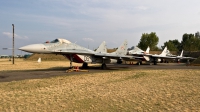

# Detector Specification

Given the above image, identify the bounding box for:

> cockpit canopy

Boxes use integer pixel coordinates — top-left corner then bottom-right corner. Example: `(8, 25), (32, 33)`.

(46, 38), (71, 44)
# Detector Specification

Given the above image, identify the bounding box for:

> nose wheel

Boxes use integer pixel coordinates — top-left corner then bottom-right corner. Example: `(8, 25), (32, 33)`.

(69, 54), (73, 68)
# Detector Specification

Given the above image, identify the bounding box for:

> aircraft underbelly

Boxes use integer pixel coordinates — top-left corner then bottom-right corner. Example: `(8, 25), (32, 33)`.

(77, 55), (115, 64)
(64, 54), (84, 63)
(77, 55), (93, 63)
(64, 54), (120, 64)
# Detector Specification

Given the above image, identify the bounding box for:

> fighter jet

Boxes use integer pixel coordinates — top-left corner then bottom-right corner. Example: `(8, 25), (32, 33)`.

(128, 46), (150, 55)
(128, 46), (170, 65)
(129, 46), (196, 65)
(19, 38), (134, 69)
(165, 50), (197, 62)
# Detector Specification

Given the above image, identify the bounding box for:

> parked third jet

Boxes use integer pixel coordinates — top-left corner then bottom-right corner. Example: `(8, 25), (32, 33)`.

(128, 46), (196, 65)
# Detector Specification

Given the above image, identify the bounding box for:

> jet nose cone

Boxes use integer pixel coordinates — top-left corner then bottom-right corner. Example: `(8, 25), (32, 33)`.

(19, 44), (47, 53)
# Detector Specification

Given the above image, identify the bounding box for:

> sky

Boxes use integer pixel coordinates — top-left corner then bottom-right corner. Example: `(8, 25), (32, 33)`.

(0, 0), (200, 55)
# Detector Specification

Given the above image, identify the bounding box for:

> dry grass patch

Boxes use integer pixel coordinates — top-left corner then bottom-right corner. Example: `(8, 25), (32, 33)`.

(0, 69), (200, 111)
(0, 59), (85, 71)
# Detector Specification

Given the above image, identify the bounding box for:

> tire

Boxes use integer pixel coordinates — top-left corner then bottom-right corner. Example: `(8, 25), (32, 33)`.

(82, 62), (88, 69)
(101, 63), (107, 69)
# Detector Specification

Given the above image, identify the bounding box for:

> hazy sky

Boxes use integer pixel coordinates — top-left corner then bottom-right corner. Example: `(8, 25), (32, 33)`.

(1, 0), (200, 55)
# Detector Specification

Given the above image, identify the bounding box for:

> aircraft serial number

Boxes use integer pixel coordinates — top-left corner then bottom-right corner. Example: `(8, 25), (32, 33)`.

(84, 56), (90, 61)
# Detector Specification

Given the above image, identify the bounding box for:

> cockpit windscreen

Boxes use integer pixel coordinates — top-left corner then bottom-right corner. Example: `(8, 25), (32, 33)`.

(50, 39), (59, 43)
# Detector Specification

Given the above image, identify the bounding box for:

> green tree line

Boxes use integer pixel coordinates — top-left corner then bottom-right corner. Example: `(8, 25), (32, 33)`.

(137, 32), (200, 51)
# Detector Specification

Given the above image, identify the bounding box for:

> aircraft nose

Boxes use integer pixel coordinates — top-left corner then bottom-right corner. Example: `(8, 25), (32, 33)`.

(19, 44), (47, 53)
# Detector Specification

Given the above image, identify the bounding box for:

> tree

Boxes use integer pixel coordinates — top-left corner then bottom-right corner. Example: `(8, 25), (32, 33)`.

(195, 31), (200, 38)
(137, 32), (159, 50)
(162, 39), (181, 51)
(181, 33), (200, 51)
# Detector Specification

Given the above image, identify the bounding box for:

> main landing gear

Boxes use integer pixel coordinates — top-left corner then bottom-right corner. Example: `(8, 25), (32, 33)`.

(101, 63), (107, 69)
(82, 62), (107, 69)
(137, 61), (142, 65)
(101, 58), (107, 69)
(81, 62), (107, 69)
(153, 58), (157, 65)
(82, 62), (88, 69)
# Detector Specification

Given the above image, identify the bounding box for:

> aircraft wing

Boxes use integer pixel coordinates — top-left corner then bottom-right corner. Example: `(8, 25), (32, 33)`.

(135, 54), (152, 56)
(53, 49), (95, 55)
(94, 53), (136, 60)
(151, 55), (175, 58)
(151, 55), (196, 60)
(176, 57), (197, 60)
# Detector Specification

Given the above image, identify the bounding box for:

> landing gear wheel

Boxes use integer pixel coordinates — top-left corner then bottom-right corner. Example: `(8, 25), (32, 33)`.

(154, 61), (157, 65)
(137, 61), (142, 65)
(153, 58), (157, 65)
(82, 62), (88, 69)
(101, 63), (107, 69)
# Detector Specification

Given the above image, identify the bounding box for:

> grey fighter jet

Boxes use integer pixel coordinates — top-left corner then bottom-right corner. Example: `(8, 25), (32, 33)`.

(19, 38), (134, 69)
(127, 46), (168, 65)
(128, 46), (150, 55)
(128, 46), (196, 65)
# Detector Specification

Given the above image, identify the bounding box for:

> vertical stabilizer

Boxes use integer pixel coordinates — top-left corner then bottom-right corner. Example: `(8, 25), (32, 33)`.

(145, 46), (150, 54)
(160, 47), (167, 56)
(112, 40), (128, 55)
(179, 50), (183, 57)
(95, 41), (107, 53)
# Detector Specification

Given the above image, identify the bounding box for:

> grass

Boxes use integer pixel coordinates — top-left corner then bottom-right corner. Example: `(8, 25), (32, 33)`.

(0, 58), (80, 71)
(0, 59), (200, 111)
